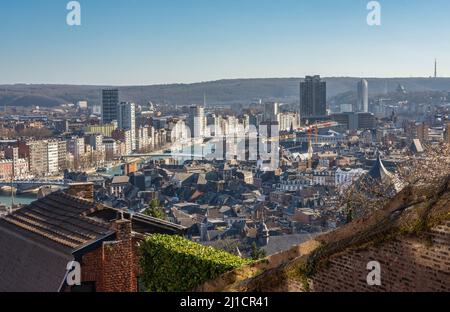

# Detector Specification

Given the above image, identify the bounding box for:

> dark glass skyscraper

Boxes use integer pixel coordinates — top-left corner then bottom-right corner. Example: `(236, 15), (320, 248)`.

(102, 89), (119, 124)
(300, 75), (327, 118)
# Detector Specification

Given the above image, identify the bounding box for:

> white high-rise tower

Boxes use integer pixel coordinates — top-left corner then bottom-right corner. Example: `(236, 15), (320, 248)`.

(357, 79), (369, 113)
(188, 105), (206, 138)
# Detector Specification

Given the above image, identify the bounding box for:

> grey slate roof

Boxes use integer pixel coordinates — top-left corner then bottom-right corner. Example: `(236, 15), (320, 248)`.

(368, 155), (393, 181)
(111, 175), (130, 184)
(0, 221), (73, 292)
(2, 192), (113, 249)
(0, 190), (187, 292)
(0, 192), (114, 292)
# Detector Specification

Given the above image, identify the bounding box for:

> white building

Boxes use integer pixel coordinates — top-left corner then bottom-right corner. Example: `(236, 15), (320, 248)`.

(46, 141), (59, 175)
(209, 114), (222, 137)
(68, 137), (86, 160)
(278, 171), (313, 192)
(357, 79), (369, 113)
(188, 106), (206, 138)
(279, 112), (300, 132)
(136, 126), (151, 152)
(123, 130), (133, 156)
(110, 176), (130, 199)
(335, 168), (366, 190)
(118, 102), (136, 151)
(77, 101), (88, 110)
(27, 140), (66, 177)
(168, 119), (189, 143)
(313, 169), (335, 187)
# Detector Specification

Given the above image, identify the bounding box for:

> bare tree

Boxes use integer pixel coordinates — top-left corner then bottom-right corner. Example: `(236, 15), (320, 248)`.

(396, 143), (450, 193)
(340, 176), (396, 221)
(338, 143), (450, 222)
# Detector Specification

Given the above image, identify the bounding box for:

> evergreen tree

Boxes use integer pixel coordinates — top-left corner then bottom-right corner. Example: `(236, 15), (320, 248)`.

(250, 242), (266, 260)
(144, 199), (166, 220)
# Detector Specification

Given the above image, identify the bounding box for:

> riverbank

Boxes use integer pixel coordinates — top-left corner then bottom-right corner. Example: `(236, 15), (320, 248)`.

(0, 190), (36, 207)
(0, 185), (40, 195)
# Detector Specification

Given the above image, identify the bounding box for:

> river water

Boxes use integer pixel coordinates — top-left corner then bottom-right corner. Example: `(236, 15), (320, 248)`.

(3, 140), (218, 207)
(0, 191), (37, 206)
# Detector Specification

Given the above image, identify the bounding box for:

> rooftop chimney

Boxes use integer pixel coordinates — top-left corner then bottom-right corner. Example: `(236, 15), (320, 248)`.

(66, 182), (94, 201)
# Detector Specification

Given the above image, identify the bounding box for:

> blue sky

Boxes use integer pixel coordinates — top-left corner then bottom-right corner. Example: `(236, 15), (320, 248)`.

(0, 0), (449, 85)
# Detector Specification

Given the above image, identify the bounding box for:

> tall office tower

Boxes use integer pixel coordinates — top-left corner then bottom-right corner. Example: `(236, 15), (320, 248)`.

(300, 75), (327, 118)
(102, 89), (119, 124)
(357, 79), (369, 113)
(118, 102), (136, 151)
(264, 102), (279, 122)
(188, 105), (206, 138)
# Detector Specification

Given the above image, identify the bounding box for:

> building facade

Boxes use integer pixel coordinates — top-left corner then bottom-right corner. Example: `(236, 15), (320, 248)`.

(300, 75), (327, 118)
(118, 102), (136, 151)
(357, 79), (369, 113)
(102, 89), (119, 124)
(188, 106), (206, 138)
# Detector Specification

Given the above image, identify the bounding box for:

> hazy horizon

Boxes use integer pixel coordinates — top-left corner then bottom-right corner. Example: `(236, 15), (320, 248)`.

(2, 76), (450, 88)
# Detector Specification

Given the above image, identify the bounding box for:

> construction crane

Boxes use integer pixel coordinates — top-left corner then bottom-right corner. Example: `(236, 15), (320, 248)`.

(315, 122), (319, 144)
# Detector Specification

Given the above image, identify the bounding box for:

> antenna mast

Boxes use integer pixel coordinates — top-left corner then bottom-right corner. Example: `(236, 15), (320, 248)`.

(434, 59), (437, 78)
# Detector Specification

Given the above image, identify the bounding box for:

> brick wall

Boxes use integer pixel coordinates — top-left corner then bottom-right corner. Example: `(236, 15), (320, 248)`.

(310, 221), (450, 292)
(202, 221), (450, 292)
(80, 219), (141, 292)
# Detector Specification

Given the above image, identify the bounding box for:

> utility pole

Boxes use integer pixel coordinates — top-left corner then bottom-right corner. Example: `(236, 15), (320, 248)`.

(10, 178), (15, 214)
(315, 122), (319, 144)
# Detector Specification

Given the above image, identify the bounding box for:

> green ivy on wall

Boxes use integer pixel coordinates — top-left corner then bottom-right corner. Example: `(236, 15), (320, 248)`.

(139, 234), (252, 292)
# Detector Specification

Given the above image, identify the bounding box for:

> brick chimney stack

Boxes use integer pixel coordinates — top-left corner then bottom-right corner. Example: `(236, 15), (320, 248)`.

(112, 218), (132, 241)
(66, 182), (94, 201)
(101, 213), (135, 292)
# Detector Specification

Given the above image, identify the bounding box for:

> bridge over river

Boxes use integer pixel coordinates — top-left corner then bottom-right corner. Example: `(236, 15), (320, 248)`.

(0, 179), (70, 189)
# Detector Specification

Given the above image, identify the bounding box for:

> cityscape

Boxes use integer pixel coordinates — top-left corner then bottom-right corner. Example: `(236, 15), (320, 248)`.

(0, 0), (449, 299)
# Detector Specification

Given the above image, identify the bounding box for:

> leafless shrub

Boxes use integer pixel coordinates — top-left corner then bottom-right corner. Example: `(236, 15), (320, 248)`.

(396, 143), (450, 193)
(339, 143), (450, 222)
